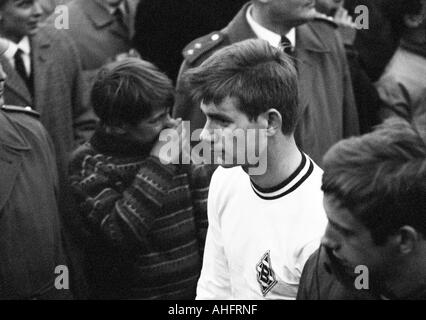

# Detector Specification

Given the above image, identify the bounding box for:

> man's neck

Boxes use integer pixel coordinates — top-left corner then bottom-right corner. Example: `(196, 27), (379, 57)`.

(251, 5), (294, 36)
(248, 135), (302, 189)
(382, 255), (426, 299)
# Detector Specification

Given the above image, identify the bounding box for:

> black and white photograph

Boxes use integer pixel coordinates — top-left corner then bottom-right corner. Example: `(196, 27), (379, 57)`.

(0, 0), (425, 309)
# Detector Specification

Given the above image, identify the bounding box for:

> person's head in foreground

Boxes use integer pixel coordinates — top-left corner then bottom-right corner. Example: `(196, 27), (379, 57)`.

(91, 57), (178, 155)
(321, 118), (426, 299)
(184, 39), (299, 174)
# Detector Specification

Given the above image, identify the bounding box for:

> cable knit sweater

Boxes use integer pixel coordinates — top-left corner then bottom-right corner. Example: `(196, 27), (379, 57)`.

(68, 129), (213, 299)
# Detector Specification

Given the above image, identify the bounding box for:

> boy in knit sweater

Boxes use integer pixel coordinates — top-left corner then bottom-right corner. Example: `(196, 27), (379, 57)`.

(69, 58), (213, 299)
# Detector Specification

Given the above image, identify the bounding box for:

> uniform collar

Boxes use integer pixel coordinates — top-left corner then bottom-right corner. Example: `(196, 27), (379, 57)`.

(246, 4), (296, 49)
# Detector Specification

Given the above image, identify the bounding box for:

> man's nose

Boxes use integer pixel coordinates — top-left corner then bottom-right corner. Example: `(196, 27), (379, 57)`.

(0, 66), (7, 82)
(321, 224), (340, 251)
(199, 123), (216, 143)
(32, 0), (44, 17)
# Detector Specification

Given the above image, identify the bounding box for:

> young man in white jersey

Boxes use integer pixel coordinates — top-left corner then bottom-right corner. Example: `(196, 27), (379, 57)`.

(183, 39), (327, 299)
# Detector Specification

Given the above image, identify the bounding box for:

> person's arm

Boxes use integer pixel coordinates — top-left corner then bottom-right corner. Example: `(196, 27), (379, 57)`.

(196, 169), (232, 300)
(188, 164), (215, 257)
(69, 154), (179, 250)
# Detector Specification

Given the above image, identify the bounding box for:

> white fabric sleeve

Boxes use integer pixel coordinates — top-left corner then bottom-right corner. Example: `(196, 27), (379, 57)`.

(196, 169), (232, 300)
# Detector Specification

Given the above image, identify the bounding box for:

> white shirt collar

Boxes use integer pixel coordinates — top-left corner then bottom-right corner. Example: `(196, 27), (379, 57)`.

(105, 0), (127, 16)
(246, 4), (296, 49)
(4, 37), (31, 60)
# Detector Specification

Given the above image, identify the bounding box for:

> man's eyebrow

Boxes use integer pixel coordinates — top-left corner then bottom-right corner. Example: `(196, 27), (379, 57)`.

(205, 112), (233, 122)
(328, 218), (354, 235)
(150, 108), (170, 121)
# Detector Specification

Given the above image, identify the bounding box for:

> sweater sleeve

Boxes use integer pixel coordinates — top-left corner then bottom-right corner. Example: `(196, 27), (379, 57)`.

(70, 155), (179, 250)
(196, 168), (232, 300)
(188, 164), (216, 256)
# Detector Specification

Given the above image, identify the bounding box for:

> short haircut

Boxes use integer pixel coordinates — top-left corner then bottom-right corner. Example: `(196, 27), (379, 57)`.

(91, 58), (174, 127)
(322, 118), (426, 244)
(183, 39), (299, 135)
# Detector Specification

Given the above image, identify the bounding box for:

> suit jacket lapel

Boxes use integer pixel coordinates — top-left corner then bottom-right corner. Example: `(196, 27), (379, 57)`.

(31, 32), (51, 114)
(1, 56), (32, 106)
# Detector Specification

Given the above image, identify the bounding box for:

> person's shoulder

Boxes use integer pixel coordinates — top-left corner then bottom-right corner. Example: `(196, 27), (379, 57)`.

(1, 105), (40, 121)
(310, 14), (339, 30)
(1, 105), (49, 144)
(182, 31), (228, 67)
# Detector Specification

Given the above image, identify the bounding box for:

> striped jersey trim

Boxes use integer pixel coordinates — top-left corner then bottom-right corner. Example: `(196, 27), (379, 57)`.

(250, 152), (314, 200)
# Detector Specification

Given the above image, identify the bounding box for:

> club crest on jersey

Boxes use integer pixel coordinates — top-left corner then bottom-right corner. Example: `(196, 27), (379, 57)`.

(256, 251), (278, 296)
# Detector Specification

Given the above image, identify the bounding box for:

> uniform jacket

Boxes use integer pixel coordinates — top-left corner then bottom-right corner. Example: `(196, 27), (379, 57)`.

(173, 3), (360, 165)
(48, 0), (138, 72)
(0, 106), (72, 300)
(1, 25), (97, 182)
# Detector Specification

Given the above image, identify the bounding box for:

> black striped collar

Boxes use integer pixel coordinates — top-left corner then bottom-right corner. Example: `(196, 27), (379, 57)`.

(250, 152), (314, 200)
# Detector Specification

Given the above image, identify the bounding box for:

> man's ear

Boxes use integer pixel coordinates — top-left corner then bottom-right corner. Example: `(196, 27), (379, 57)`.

(262, 108), (282, 137)
(394, 226), (421, 255)
(404, 13), (425, 29)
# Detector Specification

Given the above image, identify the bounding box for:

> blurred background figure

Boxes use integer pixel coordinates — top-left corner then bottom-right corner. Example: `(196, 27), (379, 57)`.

(375, 0), (426, 124)
(133, 0), (247, 82)
(39, 0), (71, 19)
(344, 0), (401, 82)
(0, 37), (72, 300)
(315, 0), (382, 133)
(47, 0), (139, 93)
(0, 0), (96, 187)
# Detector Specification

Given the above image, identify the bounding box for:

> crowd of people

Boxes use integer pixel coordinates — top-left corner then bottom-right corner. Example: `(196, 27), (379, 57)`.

(0, 0), (425, 300)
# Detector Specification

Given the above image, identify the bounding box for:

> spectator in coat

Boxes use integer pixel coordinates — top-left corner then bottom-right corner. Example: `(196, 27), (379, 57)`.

(0, 37), (72, 300)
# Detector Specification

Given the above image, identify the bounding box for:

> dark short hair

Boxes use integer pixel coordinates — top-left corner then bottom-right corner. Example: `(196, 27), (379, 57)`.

(322, 118), (426, 244)
(91, 58), (174, 127)
(183, 39), (299, 135)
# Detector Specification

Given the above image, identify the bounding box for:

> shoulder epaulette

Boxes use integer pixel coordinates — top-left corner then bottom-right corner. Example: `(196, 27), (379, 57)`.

(313, 14), (338, 28)
(1, 105), (40, 118)
(182, 31), (225, 65)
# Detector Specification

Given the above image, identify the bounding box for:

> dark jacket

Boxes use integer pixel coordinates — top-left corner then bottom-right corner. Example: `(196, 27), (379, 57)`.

(173, 3), (359, 165)
(298, 246), (426, 300)
(297, 247), (377, 300)
(0, 106), (72, 300)
(68, 128), (214, 299)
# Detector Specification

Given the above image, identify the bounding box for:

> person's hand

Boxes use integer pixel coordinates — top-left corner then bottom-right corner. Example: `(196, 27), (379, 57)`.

(114, 49), (141, 62)
(150, 118), (190, 165)
(334, 7), (356, 28)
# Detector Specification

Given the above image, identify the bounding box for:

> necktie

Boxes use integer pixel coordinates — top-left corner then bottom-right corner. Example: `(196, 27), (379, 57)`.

(14, 49), (32, 92)
(280, 36), (293, 56)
